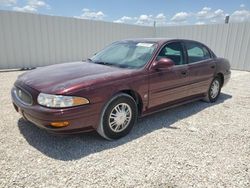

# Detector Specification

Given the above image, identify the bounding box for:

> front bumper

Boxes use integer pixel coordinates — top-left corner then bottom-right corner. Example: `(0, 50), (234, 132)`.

(11, 87), (102, 134)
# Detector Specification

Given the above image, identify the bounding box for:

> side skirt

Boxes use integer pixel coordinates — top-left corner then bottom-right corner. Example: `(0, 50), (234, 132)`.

(140, 94), (205, 118)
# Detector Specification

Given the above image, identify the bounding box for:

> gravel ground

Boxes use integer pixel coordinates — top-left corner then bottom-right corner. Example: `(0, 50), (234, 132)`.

(0, 70), (249, 188)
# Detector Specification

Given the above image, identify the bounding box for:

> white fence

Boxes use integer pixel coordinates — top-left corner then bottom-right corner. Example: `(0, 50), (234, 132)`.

(0, 10), (250, 71)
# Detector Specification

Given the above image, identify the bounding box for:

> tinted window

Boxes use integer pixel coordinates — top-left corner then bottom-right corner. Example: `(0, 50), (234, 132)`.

(185, 42), (211, 63)
(157, 42), (185, 65)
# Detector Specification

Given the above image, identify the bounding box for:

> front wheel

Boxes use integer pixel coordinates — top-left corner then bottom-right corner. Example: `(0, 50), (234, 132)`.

(97, 93), (138, 140)
(204, 77), (222, 103)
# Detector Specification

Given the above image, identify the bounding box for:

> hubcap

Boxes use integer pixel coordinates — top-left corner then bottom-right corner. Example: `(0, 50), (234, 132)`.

(210, 80), (220, 99)
(108, 103), (132, 133)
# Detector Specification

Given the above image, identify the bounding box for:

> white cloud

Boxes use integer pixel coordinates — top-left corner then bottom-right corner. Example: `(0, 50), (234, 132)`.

(230, 9), (250, 22)
(136, 14), (154, 25)
(197, 7), (212, 19)
(114, 7), (250, 26)
(13, 0), (49, 13)
(155, 13), (167, 25)
(114, 16), (134, 23)
(114, 13), (167, 26)
(0, 0), (16, 6)
(156, 13), (165, 19)
(29, 0), (48, 8)
(195, 6), (250, 24)
(211, 9), (226, 22)
(171, 12), (190, 22)
(196, 7), (226, 23)
(120, 16), (133, 21)
(113, 19), (123, 23)
(214, 9), (224, 16)
(77, 8), (106, 20)
(13, 5), (37, 12)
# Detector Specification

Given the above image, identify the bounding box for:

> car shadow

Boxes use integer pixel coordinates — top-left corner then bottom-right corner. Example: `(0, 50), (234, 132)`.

(18, 93), (232, 161)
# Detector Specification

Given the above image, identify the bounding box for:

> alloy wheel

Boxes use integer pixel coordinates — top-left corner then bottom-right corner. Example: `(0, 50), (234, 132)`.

(108, 103), (132, 133)
(210, 79), (220, 99)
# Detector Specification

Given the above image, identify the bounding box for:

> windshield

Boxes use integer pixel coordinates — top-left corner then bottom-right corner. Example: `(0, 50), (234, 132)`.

(90, 41), (157, 69)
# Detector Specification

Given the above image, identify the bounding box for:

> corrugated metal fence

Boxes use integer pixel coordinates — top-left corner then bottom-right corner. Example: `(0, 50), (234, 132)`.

(0, 10), (250, 71)
(0, 11), (154, 69)
(157, 23), (250, 71)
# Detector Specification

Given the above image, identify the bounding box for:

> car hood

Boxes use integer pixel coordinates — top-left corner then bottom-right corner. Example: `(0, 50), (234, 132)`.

(17, 61), (135, 94)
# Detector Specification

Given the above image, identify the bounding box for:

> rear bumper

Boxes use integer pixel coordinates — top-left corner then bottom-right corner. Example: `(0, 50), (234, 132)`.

(11, 88), (102, 134)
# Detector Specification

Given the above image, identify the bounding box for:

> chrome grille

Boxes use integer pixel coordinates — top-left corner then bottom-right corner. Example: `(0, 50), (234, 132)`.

(15, 87), (33, 105)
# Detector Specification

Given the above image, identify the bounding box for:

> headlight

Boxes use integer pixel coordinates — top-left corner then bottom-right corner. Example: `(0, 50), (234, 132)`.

(37, 93), (89, 108)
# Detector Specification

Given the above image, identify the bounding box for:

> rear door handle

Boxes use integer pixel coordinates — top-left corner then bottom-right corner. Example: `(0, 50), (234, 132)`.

(211, 65), (215, 69)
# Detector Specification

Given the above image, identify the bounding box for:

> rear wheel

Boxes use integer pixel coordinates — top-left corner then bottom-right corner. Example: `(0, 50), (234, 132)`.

(97, 93), (138, 140)
(204, 76), (222, 103)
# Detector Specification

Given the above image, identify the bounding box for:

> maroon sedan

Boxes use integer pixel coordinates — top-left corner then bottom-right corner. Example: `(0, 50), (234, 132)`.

(12, 39), (231, 140)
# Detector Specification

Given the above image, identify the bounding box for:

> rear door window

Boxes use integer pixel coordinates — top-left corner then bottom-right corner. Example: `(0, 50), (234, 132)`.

(185, 42), (211, 63)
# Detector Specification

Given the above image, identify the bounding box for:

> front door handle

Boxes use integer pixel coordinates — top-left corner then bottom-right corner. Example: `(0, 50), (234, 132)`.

(211, 65), (215, 69)
(181, 71), (187, 76)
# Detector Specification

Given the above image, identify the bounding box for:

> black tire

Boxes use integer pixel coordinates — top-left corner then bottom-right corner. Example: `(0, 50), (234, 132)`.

(97, 93), (138, 140)
(204, 76), (222, 103)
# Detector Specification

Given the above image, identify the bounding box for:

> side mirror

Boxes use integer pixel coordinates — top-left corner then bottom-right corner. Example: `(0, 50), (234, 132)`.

(152, 58), (174, 70)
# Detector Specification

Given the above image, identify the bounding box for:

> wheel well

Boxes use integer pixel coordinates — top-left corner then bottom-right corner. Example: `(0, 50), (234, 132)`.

(120, 90), (143, 115)
(217, 73), (224, 86)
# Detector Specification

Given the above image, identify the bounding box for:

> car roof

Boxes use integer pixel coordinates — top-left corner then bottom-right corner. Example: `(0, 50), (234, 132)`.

(123, 38), (172, 44)
(122, 38), (202, 45)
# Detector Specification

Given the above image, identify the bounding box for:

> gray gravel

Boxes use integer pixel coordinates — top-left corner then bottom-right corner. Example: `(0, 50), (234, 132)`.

(0, 70), (249, 188)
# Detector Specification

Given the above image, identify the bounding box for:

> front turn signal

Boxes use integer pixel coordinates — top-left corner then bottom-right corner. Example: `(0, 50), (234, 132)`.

(50, 121), (69, 127)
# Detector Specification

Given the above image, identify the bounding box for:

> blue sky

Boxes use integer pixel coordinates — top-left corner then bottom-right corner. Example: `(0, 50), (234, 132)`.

(0, 0), (250, 25)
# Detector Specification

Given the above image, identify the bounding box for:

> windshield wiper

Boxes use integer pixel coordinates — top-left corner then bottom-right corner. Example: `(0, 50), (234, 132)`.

(86, 58), (93, 62)
(118, 64), (134, 69)
(87, 59), (114, 66)
(94, 61), (114, 66)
